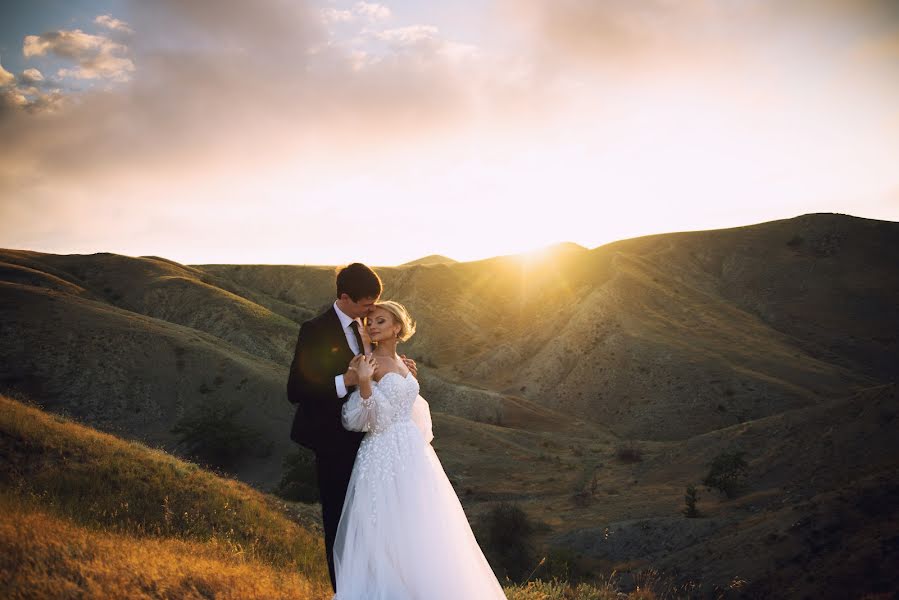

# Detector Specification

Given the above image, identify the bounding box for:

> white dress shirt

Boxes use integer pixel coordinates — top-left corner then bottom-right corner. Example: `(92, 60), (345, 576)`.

(334, 301), (365, 398)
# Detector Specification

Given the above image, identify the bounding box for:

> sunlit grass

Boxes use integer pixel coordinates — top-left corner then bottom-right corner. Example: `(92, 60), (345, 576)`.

(503, 577), (663, 599)
(0, 498), (326, 600)
(0, 394), (331, 598)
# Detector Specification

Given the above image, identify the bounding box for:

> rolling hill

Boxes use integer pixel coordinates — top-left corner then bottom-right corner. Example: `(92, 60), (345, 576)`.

(1, 212), (897, 597)
(0, 392), (331, 599)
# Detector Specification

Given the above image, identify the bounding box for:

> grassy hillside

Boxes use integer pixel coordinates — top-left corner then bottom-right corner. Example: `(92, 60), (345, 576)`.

(0, 250), (298, 365)
(0, 393), (331, 599)
(1, 394), (682, 599)
(550, 383), (899, 598)
(0, 280), (294, 489)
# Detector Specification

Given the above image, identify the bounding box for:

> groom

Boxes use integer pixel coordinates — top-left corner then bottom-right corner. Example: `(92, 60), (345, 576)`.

(287, 262), (414, 590)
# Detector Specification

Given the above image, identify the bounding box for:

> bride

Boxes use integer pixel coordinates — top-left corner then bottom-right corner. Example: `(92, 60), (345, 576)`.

(332, 300), (507, 599)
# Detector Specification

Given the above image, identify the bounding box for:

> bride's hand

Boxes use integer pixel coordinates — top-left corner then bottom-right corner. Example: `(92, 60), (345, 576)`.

(345, 355), (363, 386)
(355, 354), (376, 381)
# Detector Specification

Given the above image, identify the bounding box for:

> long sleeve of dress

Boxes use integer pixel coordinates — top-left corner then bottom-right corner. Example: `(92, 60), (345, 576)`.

(342, 385), (383, 432)
(411, 395), (434, 444)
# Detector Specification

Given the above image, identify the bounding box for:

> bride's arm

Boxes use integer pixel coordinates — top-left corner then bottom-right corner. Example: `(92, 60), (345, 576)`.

(341, 354), (381, 432)
(341, 387), (383, 432)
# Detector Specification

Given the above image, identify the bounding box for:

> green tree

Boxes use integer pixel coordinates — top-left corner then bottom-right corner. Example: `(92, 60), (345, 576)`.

(476, 502), (536, 582)
(683, 484), (700, 517)
(171, 397), (265, 470)
(702, 450), (748, 498)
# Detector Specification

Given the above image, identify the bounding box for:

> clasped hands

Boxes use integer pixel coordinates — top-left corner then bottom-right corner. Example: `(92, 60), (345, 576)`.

(348, 354), (378, 383)
(344, 354), (417, 387)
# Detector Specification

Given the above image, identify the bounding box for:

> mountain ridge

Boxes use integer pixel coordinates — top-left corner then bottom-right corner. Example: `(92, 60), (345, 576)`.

(2, 212), (897, 597)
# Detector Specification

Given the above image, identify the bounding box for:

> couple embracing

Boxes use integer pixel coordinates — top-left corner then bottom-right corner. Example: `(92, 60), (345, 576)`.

(287, 263), (506, 599)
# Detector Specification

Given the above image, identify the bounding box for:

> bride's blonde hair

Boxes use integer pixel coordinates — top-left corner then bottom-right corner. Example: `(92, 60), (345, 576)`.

(373, 300), (416, 342)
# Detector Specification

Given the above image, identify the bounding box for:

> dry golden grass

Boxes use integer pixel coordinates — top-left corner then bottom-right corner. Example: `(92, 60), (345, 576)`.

(503, 578), (663, 600)
(0, 498), (330, 600)
(0, 394), (331, 597)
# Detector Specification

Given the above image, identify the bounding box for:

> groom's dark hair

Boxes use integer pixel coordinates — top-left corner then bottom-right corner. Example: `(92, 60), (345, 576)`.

(336, 263), (382, 301)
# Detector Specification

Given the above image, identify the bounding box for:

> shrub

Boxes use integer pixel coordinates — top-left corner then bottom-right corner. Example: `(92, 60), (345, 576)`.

(683, 484), (700, 518)
(572, 469), (600, 507)
(616, 440), (642, 462)
(572, 490), (591, 508)
(171, 397), (266, 470)
(476, 502), (536, 582)
(276, 449), (320, 503)
(540, 547), (595, 584)
(702, 450), (748, 498)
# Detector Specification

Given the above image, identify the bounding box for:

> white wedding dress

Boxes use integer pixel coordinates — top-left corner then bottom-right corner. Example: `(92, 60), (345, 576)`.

(333, 371), (506, 600)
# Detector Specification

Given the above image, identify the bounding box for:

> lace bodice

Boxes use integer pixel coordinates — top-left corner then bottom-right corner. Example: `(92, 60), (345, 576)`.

(342, 371), (420, 435)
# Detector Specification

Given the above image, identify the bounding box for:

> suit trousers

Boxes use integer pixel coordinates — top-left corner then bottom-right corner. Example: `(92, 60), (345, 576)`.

(315, 451), (358, 591)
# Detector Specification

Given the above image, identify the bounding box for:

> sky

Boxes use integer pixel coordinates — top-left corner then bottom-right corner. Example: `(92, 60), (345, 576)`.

(1, 0), (898, 266)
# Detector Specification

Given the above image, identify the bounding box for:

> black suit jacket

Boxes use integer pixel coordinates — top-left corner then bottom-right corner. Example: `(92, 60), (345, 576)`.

(287, 307), (366, 457)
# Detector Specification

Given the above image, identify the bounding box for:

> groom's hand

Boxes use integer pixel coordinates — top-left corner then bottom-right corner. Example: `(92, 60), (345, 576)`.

(401, 355), (417, 378)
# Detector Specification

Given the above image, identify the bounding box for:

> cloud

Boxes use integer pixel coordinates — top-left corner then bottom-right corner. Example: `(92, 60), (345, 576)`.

(0, 60), (60, 114)
(354, 2), (391, 21)
(0, 59), (14, 86)
(24, 29), (117, 59)
(24, 28), (135, 82)
(505, 0), (899, 74)
(504, 0), (753, 75)
(0, 0), (546, 259)
(57, 56), (134, 81)
(94, 15), (134, 34)
(321, 8), (354, 24)
(369, 25), (478, 62)
(322, 2), (391, 25)
(0, 1), (501, 185)
(21, 68), (44, 83)
(374, 25), (440, 47)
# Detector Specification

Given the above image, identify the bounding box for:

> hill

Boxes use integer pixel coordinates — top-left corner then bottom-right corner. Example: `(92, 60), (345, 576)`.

(400, 254), (458, 266)
(2, 212), (898, 597)
(201, 213), (897, 441)
(0, 277), (295, 489)
(550, 383), (899, 598)
(0, 393), (331, 598)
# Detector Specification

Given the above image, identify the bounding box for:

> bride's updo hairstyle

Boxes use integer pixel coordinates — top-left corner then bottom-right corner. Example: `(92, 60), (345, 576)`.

(374, 300), (416, 342)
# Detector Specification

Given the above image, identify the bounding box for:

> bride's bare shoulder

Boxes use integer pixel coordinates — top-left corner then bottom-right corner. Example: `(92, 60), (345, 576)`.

(372, 355), (407, 381)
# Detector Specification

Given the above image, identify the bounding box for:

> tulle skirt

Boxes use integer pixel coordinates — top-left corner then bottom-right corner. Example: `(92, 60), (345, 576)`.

(333, 420), (506, 599)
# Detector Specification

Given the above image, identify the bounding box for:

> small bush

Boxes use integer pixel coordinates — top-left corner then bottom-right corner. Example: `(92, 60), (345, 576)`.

(276, 449), (320, 503)
(572, 490), (591, 508)
(683, 484), (700, 518)
(476, 502), (536, 582)
(702, 450), (748, 498)
(171, 397), (266, 470)
(616, 440), (642, 462)
(538, 548), (595, 584)
(572, 469), (600, 507)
